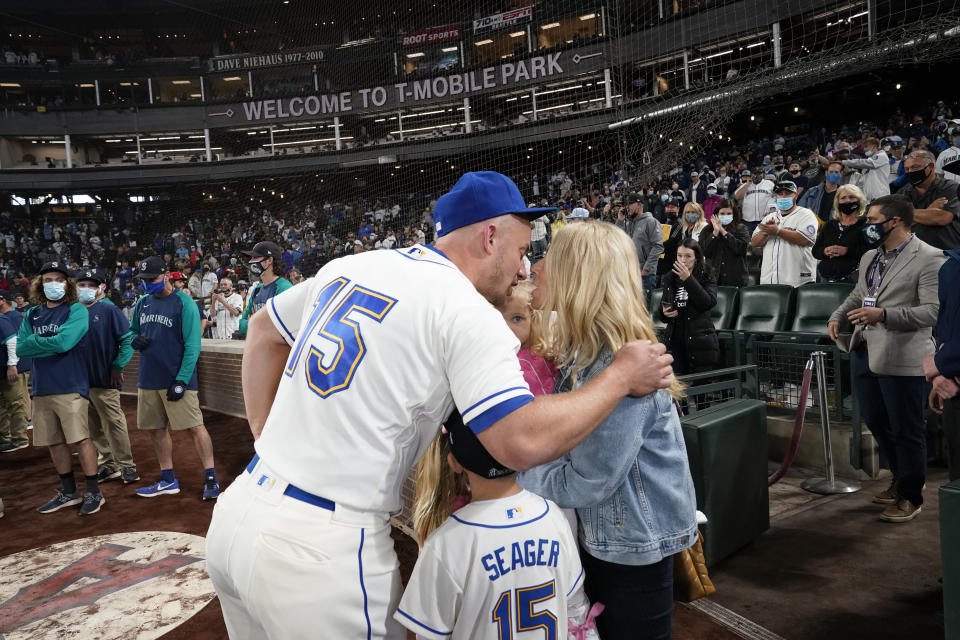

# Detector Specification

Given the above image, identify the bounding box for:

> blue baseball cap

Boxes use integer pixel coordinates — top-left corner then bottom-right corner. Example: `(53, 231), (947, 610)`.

(433, 171), (555, 238)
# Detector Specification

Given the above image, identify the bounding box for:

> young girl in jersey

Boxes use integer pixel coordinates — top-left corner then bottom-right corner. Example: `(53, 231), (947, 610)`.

(520, 222), (698, 640)
(398, 413), (601, 640)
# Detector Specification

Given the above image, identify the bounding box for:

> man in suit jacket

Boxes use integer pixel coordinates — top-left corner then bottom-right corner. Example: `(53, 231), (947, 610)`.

(828, 194), (946, 523)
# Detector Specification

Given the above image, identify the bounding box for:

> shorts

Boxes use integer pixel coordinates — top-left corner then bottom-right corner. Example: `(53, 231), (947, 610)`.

(137, 388), (204, 431)
(33, 393), (89, 447)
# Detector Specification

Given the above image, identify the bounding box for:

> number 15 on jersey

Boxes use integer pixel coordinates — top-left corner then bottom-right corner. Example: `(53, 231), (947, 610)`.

(284, 276), (398, 398)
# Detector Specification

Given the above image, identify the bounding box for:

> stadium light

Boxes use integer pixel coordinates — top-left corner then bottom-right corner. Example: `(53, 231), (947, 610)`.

(223, 77), (242, 81)
(541, 23), (560, 29)
(579, 13), (596, 20)
(0, 83), (20, 88)
(172, 80), (192, 85)
(509, 31), (525, 38)
(441, 46), (459, 52)
(474, 39), (493, 46)
(406, 52), (425, 58)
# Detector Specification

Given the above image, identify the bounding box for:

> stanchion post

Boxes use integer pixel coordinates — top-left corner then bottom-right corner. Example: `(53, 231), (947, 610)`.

(802, 351), (861, 495)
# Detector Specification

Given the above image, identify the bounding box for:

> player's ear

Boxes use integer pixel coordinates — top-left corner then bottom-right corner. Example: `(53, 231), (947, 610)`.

(480, 223), (497, 256)
(446, 452), (464, 475)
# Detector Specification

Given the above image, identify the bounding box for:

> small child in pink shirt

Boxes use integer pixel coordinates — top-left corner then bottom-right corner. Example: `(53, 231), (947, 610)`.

(498, 281), (557, 396)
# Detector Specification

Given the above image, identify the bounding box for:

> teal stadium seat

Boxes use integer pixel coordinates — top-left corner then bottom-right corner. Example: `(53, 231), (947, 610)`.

(710, 286), (740, 330)
(790, 282), (855, 334)
(733, 285), (796, 333)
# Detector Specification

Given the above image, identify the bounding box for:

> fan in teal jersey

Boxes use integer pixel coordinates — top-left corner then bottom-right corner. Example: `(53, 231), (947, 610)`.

(236, 241), (292, 338)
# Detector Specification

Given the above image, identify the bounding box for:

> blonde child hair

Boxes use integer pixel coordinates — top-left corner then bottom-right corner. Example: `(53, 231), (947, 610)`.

(413, 428), (468, 546)
(536, 222), (684, 399)
(497, 279), (547, 352)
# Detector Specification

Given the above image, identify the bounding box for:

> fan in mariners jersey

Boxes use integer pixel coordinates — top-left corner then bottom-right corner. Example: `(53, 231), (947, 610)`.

(235, 241), (292, 338)
(128, 256), (219, 501)
(16, 262), (103, 516)
(396, 412), (601, 640)
(205, 171), (674, 640)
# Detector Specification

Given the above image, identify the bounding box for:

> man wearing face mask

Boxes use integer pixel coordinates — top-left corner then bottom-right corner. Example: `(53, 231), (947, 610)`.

(16, 262), (102, 515)
(799, 161), (845, 225)
(735, 169), (774, 234)
(828, 195), (945, 522)
(898, 150), (960, 250)
(129, 256), (219, 501)
(236, 242), (292, 338)
(76, 269), (139, 486)
(884, 137), (909, 188)
(934, 124), (960, 184)
(751, 181), (819, 286)
(840, 137), (891, 202)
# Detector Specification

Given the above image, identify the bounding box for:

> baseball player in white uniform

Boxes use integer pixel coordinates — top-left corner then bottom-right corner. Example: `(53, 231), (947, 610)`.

(205, 171), (674, 639)
(396, 413), (600, 640)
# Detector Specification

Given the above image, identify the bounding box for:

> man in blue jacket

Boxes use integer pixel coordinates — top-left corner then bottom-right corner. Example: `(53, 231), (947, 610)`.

(924, 248), (960, 478)
(76, 269), (139, 485)
(16, 262), (102, 515)
(129, 256), (219, 501)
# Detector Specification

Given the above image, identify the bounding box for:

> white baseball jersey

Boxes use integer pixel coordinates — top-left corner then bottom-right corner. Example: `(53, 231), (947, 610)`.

(211, 292), (243, 339)
(260, 244), (534, 513)
(395, 489), (591, 640)
(753, 206), (819, 287)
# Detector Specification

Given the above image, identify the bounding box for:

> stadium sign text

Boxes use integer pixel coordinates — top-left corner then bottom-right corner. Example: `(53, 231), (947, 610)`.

(402, 25), (461, 47)
(219, 47), (604, 124)
(473, 6), (533, 33)
(209, 46), (326, 72)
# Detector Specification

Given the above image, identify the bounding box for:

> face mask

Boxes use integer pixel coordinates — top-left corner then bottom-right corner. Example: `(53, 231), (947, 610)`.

(752, 176), (762, 184)
(862, 219), (893, 247)
(906, 167), (929, 187)
(248, 260), (266, 277)
(78, 288), (97, 304)
(43, 282), (65, 301)
(883, 145), (892, 152)
(647, 189), (655, 196)
(826, 172), (842, 184)
(865, 150), (874, 157)
(142, 279), (165, 295)
(660, 194), (669, 202)
(684, 213), (699, 223)
(719, 214), (734, 226)
(953, 137), (960, 147)
(837, 201), (860, 215)
(707, 189), (717, 196)
(775, 197), (795, 211)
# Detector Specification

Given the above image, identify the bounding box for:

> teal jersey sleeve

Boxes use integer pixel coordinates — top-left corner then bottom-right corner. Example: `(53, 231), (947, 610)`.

(237, 283), (259, 336)
(109, 303), (134, 370)
(175, 290), (202, 382)
(128, 296), (143, 337)
(16, 303), (89, 358)
(275, 277), (293, 294)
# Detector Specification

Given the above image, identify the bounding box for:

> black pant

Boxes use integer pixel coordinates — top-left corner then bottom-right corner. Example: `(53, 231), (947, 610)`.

(581, 547), (674, 640)
(852, 349), (929, 505)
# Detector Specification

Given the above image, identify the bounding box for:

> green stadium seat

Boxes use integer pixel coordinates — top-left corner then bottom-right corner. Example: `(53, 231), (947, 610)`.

(710, 286), (740, 330)
(649, 288), (667, 331)
(734, 285), (796, 333)
(942, 481), (960, 640)
(790, 282), (854, 334)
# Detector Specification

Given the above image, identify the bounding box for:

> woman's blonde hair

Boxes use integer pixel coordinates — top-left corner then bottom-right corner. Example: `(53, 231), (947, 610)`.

(831, 184), (867, 219)
(412, 430), (468, 546)
(536, 222), (683, 398)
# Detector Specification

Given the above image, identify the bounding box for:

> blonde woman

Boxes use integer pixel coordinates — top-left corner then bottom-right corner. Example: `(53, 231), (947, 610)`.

(680, 201), (709, 242)
(812, 183), (869, 282)
(521, 222), (698, 640)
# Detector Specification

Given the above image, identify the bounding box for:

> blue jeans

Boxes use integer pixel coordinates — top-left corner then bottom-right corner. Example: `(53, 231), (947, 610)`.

(642, 274), (658, 292)
(852, 348), (929, 505)
(581, 548), (674, 640)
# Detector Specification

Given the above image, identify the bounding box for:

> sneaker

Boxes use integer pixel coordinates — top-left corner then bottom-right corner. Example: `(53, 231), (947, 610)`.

(202, 479), (220, 501)
(136, 478), (180, 498)
(880, 498), (921, 523)
(0, 441), (28, 453)
(26, 421), (32, 430)
(79, 492), (105, 516)
(38, 491), (82, 513)
(97, 466), (121, 482)
(120, 467), (140, 484)
(872, 480), (898, 505)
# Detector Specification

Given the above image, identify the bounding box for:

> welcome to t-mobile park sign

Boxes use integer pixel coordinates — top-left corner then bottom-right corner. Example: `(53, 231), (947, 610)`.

(205, 46), (606, 125)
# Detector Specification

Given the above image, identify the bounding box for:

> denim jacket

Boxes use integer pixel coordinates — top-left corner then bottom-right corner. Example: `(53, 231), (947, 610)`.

(518, 347), (698, 566)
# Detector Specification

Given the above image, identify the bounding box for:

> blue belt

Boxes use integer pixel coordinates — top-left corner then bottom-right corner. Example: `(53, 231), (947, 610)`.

(245, 454), (335, 512)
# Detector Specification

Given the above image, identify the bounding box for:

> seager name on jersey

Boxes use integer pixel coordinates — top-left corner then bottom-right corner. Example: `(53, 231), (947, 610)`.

(138, 312), (175, 328)
(481, 538), (561, 581)
(32, 323), (65, 336)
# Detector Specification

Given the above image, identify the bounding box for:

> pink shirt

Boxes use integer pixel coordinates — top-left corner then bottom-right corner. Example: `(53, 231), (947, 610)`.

(518, 349), (557, 397)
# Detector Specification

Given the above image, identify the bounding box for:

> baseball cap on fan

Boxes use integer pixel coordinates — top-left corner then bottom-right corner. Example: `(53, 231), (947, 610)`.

(569, 207), (590, 219)
(241, 241), (283, 261)
(134, 256), (168, 280)
(39, 261), (71, 278)
(445, 410), (514, 479)
(433, 171), (556, 238)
